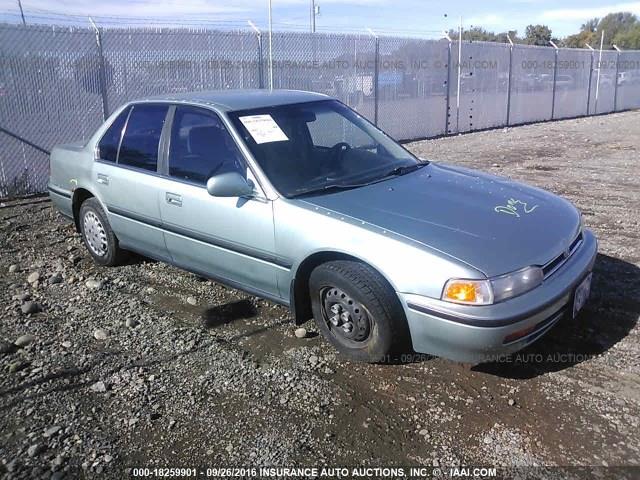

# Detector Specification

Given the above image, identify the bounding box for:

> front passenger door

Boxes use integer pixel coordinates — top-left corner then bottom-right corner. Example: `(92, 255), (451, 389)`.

(157, 106), (282, 299)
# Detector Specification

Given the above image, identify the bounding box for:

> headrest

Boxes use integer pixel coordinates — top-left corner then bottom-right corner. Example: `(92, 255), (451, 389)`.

(188, 125), (226, 156)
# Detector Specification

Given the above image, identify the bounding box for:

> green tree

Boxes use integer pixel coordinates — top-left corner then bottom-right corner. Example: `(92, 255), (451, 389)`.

(596, 12), (638, 47)
(582, 18), (600, 33)
(496, 30), (519, 44)
(562, 12), (639, 49)
(447, 26), (494, 41)
(524, 24), (552, 46)
(563, 30), (596, 48)
(562, 18), (598, 47)
(613, 24), (640, 49)
(464, 26), (497, 42)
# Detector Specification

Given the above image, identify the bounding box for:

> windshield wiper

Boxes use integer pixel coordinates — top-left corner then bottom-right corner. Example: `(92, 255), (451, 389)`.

(289, 163), (427, 198)
(381, 162), (427, 179)
(289, 182), (362, 198)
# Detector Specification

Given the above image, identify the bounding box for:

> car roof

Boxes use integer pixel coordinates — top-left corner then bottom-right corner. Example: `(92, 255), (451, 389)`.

(141, 89), (331, 112)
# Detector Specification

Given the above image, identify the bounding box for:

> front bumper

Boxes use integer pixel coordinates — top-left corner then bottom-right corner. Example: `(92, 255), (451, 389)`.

(399, 229), (598, 363)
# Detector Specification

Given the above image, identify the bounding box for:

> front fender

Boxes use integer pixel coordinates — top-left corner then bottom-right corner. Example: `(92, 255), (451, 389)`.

(275, 198), (484, 301)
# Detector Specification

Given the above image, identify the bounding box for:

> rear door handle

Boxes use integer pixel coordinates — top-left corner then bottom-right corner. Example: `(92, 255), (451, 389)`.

(97, 173), (109, 185)
(165, 192), (182, 207)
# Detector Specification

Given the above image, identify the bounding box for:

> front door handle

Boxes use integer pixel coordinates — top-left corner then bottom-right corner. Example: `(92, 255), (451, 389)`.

(165, 192), (182, 207)
(97, 173), (109, 185)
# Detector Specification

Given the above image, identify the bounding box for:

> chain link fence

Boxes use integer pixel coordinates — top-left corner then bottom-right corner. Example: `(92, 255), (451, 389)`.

(1, 23), (640, 199)
(0, 24), (104, 198)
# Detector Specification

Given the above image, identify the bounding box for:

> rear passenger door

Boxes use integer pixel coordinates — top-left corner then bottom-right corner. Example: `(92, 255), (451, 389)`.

(156, 106), (282, 298)
(94, 103), (171, 261)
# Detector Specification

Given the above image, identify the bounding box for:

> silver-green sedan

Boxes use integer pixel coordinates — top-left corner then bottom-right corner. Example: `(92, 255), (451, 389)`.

(48, 90), (597, 363)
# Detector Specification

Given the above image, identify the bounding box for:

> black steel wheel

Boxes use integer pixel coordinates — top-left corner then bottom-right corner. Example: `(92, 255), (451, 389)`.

(309, 260), (410, 363)
(321, 286), (372, 347)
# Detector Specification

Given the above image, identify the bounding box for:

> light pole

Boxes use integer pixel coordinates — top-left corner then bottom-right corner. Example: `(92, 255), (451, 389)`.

(17, 0), (26, 25)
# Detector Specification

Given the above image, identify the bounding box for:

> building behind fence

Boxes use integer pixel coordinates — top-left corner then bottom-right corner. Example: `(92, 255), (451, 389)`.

(1, 23), (639, 199)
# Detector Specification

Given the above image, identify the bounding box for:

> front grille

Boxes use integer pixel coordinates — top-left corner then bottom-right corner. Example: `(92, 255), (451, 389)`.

(542, 232), (583, 278)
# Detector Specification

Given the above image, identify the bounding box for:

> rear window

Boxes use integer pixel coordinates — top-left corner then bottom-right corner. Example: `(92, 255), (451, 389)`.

(118, 104), (168, 171)
(97, 107), (130, 162)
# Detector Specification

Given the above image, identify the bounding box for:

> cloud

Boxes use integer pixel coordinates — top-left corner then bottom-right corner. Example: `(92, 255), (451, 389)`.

(466, 14), (506, 28)
(541, 2), (640, 21)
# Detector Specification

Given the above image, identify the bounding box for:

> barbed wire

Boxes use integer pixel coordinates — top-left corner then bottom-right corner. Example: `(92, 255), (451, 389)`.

(0, 8), (445, 38)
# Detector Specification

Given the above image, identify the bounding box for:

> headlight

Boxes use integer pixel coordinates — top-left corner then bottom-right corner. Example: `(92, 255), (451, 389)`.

(442, 266), (543, 306)
(490, 266), (543, 303)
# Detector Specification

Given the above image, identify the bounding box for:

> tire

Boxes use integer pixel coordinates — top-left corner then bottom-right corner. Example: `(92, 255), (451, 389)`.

(309, 260), (410, 363)
(79, 197), (127, 266)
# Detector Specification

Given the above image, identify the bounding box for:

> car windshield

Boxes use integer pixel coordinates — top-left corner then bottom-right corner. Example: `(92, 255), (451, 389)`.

(228, 100), (423, 198)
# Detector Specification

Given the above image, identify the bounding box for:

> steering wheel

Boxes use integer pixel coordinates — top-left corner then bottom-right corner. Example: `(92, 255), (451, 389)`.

(329, 142), (351, 162)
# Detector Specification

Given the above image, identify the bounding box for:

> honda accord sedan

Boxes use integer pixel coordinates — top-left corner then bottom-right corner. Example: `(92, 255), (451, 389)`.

(48, 89), (597, 363)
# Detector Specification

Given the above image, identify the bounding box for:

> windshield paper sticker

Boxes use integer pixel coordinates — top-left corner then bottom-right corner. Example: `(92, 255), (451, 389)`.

(239, 115), (289, 144)
(495, 198), (538, 218)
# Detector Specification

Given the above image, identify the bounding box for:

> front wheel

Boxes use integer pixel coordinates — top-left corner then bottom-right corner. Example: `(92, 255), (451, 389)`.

(309, 260), (410, 363)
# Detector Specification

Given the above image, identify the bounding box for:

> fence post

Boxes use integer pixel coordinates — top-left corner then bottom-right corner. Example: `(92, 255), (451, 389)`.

(505, 36), (514, 126)
(613, 46), (621, 111)
(248, 21), (264, 89)
(445, 40), (452, 134)
(550, 41), (559, 120)
(373, 34), (380, 126)
(585, 45), (595, 115)
(258, 35), (264, 89)
(89, 17), (109, 121)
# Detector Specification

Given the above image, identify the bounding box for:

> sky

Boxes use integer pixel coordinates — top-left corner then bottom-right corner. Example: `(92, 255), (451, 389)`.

(1, 0), (639, 38)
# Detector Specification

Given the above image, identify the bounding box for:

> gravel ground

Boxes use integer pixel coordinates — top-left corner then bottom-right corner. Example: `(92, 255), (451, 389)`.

(1, 111), (639, 479)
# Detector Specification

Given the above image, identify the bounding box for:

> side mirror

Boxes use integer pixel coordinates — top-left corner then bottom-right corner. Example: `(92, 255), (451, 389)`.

(206, 172), (255, 198)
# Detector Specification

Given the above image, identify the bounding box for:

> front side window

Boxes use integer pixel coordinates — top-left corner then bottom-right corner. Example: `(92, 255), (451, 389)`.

(118, 104), (169, 172)
(97, 107), (130, 162)
(168, 106), (246, 185)
(228, 100), (419, 197)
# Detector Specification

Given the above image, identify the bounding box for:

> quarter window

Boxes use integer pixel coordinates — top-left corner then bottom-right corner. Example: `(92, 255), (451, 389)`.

(118, 104), (169, 172)
(168, 106), (246, 185)
(97, 107), (130, 162)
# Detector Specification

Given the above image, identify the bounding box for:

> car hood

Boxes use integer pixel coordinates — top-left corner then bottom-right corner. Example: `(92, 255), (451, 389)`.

(300, 163), (581, 277)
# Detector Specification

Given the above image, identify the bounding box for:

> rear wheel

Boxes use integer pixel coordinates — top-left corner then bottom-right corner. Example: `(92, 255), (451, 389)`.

(309, 260), (409, 363)
(79, 198), (127, 266)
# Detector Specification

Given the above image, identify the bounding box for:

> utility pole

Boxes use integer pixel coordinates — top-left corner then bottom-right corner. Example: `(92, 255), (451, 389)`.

(310, 0), (317, 33)
(17, 0), (26, 25)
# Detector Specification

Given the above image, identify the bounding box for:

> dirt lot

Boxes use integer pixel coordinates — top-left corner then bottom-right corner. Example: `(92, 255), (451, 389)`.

(1, 111), (639, 479)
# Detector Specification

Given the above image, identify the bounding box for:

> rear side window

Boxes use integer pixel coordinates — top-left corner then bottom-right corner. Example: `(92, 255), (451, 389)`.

(118, 104), (169, 172)
(97, 107), (129, 162)
(168, 106), (246, 184)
